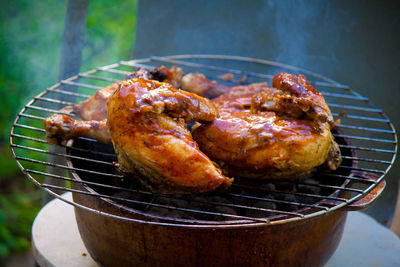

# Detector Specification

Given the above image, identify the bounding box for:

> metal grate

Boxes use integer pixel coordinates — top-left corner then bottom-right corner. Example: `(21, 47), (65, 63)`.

(10, 55), (397, 227)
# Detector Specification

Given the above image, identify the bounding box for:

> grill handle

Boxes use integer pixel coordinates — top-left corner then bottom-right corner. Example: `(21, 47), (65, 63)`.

(325, 173), (386, 211)
(340, 179), (386, 211)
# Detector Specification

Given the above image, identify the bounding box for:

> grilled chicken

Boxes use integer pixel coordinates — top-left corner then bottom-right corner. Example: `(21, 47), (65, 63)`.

(44, 68), (341, 191)
(192, 73), (342, 179)
(45, 77), (233, 194)
(106, 78), (233, 193)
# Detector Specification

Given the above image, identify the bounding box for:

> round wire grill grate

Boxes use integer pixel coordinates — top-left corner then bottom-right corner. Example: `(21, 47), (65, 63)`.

(10, 55), (397, 227)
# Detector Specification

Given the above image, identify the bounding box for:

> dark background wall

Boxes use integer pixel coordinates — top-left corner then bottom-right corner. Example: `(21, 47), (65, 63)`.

(133, 0), (400, 224)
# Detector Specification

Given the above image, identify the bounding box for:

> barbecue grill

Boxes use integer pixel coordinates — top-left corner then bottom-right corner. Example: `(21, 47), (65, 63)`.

(10, 55), (397, 266)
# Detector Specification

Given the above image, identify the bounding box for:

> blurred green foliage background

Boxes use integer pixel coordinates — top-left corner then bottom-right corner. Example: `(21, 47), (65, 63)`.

(0, 0), (137, 261)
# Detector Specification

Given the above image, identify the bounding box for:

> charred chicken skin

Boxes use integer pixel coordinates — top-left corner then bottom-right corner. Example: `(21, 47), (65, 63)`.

(106, 78), (233, 193)
(192, 73), (342, 179)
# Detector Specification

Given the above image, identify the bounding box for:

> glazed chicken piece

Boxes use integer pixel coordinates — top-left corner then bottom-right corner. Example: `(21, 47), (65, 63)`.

(75, 66), (184, 121)
(192, 73), (341, 179)
(45, 77), (233, 194)
(106, 78), (233, 193)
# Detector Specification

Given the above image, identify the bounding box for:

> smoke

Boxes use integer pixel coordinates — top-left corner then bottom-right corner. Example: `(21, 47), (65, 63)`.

(0, 1), (65, 142)
(259, 0), (343, 75)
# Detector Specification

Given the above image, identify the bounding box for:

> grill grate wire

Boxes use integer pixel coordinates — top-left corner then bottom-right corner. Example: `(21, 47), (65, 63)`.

(10, 55), (397, 227)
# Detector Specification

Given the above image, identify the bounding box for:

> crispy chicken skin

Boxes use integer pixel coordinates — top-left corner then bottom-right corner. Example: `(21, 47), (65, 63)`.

(192, 73), (341, 179)
(106, 78), (233, 193)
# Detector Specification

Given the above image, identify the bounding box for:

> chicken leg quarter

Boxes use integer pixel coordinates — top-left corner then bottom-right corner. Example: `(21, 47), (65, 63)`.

(106, 78), (233, 194)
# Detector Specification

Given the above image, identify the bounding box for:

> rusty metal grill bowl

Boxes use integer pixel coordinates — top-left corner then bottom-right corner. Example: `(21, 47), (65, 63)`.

(10, 55), (398, 266)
